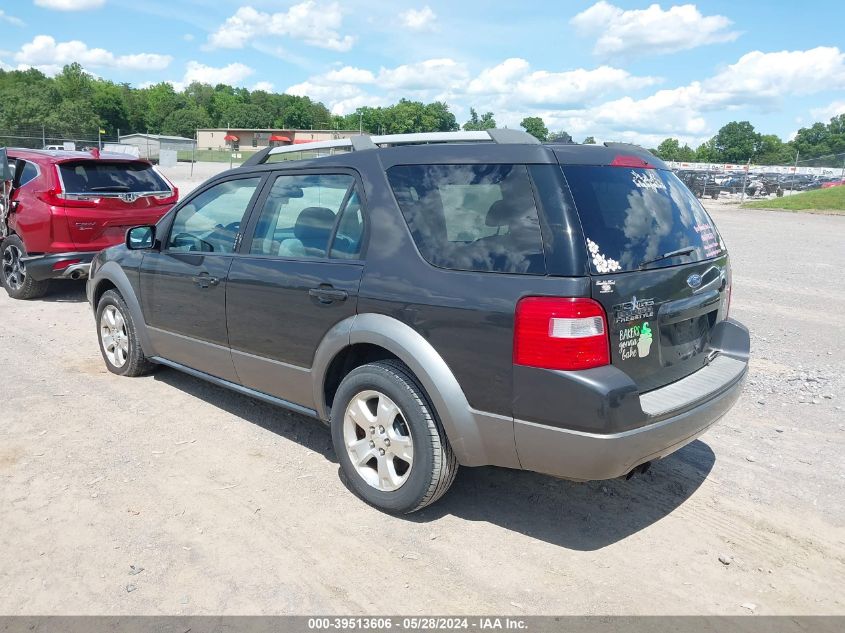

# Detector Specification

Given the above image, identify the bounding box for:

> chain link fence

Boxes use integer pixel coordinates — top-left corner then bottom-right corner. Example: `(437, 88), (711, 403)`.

(0, 126), (119, 151)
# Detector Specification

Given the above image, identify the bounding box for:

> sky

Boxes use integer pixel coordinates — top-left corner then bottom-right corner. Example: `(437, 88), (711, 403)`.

(1, 0), (844, 146)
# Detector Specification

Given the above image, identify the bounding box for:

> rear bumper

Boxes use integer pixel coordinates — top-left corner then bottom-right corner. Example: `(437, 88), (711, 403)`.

(512, 318), (750, 480)
(22, 251), (95, 281)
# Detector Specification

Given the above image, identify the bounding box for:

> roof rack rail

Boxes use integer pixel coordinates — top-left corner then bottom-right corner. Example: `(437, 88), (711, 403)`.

(252, 129), (541, 165)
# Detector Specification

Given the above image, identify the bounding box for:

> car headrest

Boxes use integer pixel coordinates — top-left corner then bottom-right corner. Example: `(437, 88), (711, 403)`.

(294, 206), (336, 244)
(486, 199), (520, 227)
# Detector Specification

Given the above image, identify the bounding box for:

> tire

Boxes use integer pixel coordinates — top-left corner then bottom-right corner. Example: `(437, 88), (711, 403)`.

(331, 360), (458, 514)
(0, 235), (50, 300)
(95, 289), (155, 377)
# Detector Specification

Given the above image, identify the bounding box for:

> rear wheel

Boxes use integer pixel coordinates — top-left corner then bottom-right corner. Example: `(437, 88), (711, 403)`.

(96, 289), (155, 377)
(331, 360), (458, 514)
(0, 235), (50, 300)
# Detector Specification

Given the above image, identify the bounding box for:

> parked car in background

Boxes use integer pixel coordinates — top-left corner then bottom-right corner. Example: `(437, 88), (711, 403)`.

(87, 131), (749, 514)
(821, 178), (845, 189)
(1, 148), (178, 300)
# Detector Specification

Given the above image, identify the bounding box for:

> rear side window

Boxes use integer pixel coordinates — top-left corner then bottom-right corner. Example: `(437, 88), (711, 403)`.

(562, 166), (725, 273)
(387, 164), (545, 275)
(17, 160), (38, 186)
(58, 161), (169, 194)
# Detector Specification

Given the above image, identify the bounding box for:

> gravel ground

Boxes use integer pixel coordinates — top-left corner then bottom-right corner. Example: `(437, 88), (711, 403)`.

(0, 202), (843, 615)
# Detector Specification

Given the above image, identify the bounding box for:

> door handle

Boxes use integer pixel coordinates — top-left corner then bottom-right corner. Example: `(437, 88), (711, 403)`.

(192, 273), (219, 288)
(309, 286), (348, 303)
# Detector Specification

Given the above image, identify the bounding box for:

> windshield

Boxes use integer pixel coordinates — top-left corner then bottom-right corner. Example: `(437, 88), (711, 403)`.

(562, 166), (725, 273)
(58, 161), (169, 194)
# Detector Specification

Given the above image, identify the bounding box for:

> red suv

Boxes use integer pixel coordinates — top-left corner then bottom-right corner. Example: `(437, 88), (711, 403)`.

(1, 148), (177, 299)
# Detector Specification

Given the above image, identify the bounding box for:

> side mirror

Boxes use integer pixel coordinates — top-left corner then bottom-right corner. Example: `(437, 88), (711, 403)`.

(126, 225), (156, 250)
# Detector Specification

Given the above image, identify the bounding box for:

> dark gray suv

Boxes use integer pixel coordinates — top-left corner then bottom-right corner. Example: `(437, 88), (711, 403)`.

(86, 130), (749, 513)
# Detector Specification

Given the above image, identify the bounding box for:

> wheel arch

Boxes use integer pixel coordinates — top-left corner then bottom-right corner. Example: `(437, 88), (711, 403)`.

(312, 312), (509, 467)
(90, 261), (154, 354)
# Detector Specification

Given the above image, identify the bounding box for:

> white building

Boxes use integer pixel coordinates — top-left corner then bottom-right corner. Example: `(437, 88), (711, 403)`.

(118, 134), (196, 160)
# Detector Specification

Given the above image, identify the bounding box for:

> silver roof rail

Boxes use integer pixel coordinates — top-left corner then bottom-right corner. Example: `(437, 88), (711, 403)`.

(262, 129), (540, 162)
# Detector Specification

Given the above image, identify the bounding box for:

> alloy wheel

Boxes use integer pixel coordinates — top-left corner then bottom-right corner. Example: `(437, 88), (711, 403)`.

(100, 305), (129, 368)
(343, 389), (414, 492)
(2, 245), (25, 290)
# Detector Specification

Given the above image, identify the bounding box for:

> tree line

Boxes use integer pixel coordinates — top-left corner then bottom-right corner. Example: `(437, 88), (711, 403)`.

(1, 63), (842, 166)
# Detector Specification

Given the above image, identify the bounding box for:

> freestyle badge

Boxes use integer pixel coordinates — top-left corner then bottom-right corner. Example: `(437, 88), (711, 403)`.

(612, 295), (655, 324)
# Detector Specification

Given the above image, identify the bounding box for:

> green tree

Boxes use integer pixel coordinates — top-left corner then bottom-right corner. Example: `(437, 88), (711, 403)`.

(712, 121), (761, 163)
(548, 130), (573, 143)
(92, 80), (129, 134)
(520, 116), (548, 142)
(583, 136), (596, 144)
(654, 138), (696, 161)
(655, 138), (681, 160)
(143, 82), (183, 133)
(463, 108), (496, 131)
(161, 107), (211, 138)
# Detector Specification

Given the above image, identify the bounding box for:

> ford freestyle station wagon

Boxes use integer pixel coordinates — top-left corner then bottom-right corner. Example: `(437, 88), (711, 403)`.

(86, 130), (750, 513)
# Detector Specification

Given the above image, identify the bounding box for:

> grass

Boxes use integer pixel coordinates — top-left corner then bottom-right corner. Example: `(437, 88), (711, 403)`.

(742, 186), (845, 214)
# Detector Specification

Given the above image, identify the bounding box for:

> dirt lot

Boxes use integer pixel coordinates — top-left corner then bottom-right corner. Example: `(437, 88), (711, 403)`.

(1, 203), (843, 615)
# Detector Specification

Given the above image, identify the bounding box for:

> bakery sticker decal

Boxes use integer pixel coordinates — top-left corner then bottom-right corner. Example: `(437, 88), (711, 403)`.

(619, 321), (653, 360)
(612, 295), (655, 324)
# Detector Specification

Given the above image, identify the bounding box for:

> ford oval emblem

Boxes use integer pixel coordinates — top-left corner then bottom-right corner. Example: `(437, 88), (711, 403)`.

(687, 273), (703, 289)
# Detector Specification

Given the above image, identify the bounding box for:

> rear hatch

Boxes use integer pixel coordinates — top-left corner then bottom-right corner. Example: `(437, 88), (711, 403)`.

(55, 159), (176, 249)
(561, 162), (730, 392)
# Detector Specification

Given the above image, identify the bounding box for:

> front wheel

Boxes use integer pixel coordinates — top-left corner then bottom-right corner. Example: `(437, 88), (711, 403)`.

(0, 235), (50, 300)
(96, 289), (155, 377)
(331, 360), (458, 514)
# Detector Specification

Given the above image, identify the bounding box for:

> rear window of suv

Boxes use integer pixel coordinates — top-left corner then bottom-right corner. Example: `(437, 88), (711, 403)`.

(387, 164), (545, 275)
(562, 166), (725, 273)
(58, 160), (169, 194)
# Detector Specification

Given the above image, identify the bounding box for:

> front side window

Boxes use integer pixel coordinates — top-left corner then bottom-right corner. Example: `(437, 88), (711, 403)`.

(249, 173), (355, 259)
(386, 164), (545, 274)
(562, 166), (725, 273)
(167, 177), (261, 253)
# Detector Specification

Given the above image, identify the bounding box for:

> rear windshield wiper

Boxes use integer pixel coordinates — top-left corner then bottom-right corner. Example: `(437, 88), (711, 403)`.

(639, 247), (695, 270)
(88, 185), (131, 192)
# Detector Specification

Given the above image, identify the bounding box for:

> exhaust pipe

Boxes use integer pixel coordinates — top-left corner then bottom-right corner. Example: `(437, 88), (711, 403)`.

(70, 270), (83, 280)
(625, 461), (652, 480)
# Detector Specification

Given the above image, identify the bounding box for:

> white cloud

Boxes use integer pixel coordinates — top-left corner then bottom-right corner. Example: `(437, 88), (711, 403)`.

(811, 100), (845, 122)
(545, 46), (845, 144)
(286, 57), (654, 116)
(324, 66), (376, 84)
(13, 35), (172, 74)
(183, 33), (195, 42)
(34, 0), (105, 10)
(251, 81), (275, 92)
(208, 2), (354, 52)
(571, 1), (739, 57)
(468, 58), (659, 106)
(0, 9), (24, 26)
(379, 59), (468, 91)
(176, 61), (254, 90)
(399, 6), (437, 31)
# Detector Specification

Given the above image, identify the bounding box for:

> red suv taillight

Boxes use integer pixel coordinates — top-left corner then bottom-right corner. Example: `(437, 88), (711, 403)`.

(154, 188), (178, 205)
(514, 297), (610, 371)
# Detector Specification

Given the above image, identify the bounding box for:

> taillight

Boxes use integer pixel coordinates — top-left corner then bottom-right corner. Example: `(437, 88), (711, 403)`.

(514, 297), (610, 371)
(154, 188), (178, 205)
(38, 185), (99, 208)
